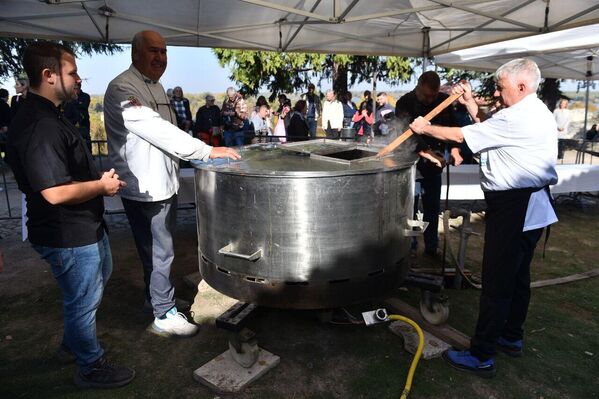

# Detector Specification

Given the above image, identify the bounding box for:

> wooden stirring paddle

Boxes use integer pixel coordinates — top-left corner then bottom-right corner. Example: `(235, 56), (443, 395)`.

(377, 92), (463, 157)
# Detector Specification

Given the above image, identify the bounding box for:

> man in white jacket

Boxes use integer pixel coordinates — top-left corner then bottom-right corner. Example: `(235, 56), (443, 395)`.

(321, 89), (343, 139)
(104, 30), (240, 337)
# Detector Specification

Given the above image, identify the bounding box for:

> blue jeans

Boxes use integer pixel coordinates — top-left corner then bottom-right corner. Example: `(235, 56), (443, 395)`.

(32, 233), (112, 374)
(307, 117), (317, 138)
(224, 130), (245, 147)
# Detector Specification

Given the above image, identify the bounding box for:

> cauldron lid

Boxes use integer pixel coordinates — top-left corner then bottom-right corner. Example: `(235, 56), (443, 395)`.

(192, 140), (417, 177)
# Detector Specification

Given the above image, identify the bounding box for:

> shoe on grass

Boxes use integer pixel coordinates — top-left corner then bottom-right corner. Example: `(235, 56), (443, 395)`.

(149, 307), (198, 337)
(74, 356), (135, 389)
(497, 336), (523, 357)
(143, 297), (191, 314)
(442, 349), (496, 378)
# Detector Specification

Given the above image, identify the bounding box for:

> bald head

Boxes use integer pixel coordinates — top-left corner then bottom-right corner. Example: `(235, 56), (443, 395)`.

(132, 30), (167, 81)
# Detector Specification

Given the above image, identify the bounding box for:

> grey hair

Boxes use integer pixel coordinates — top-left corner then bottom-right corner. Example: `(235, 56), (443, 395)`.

(131, 31), (145, 52)
(326, 89), (335, 96)
(226, 87), (236, 95)
(495, 58), (541, 91)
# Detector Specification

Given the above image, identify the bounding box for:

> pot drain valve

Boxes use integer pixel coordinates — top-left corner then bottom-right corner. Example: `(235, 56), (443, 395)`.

(362, 308), (389, 326)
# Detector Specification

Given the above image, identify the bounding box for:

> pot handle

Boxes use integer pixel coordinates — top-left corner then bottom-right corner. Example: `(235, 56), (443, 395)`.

(404, 219), (429, 236)
(219, 243), (262, 261)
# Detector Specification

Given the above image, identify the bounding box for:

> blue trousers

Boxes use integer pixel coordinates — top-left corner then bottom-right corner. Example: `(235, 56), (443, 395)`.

(224, 130), (245, 147)
(307, 117), (317, 138)
(33, 233), (111, 374)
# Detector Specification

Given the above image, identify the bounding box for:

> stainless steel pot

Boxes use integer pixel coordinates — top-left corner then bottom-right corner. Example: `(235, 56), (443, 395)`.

(193, 140), (419, 309)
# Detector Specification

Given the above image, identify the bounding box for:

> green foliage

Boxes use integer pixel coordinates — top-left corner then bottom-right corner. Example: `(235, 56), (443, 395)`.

(437, 66), (497, 100)
(0, 37), (122, 80)
(213, 49), (414, 99)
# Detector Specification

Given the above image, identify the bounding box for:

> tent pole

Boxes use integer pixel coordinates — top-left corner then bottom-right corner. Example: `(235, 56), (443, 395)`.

(422, 27), (430, 74)
(581, 56), (593, 164)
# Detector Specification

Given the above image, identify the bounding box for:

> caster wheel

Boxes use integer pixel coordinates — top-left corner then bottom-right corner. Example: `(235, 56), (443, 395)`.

(419, 299), (449, 325)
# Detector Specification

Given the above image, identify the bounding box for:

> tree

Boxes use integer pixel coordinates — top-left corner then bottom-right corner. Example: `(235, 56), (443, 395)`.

(538, 78), (562, 111)
(0, 37), (122, 81)
(213, 49), (414, 99)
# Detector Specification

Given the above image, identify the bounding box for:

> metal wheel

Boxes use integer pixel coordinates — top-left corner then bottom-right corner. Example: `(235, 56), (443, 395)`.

(419, 298), (449, 325)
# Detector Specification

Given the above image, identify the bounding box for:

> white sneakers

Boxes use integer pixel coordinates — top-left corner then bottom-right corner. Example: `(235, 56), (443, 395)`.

(150, 307), (198, 337)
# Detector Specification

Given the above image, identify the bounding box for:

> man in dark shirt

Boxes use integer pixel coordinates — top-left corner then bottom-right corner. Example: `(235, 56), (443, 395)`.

(194, 94), (222, 146)
(395, 71), (462, 257)
(6, 41), (134, 389)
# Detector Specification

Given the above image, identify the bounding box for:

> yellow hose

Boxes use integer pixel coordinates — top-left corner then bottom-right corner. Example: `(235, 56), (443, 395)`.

(388, 314), (425, 399)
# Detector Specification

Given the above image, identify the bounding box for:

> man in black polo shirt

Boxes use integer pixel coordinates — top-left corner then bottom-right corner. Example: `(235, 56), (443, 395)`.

(395, 71), (463, 257)
(6, 41), (134, 389)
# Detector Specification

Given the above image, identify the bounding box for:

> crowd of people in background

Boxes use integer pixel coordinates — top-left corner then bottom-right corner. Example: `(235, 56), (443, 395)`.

(2, 77), (596, 157)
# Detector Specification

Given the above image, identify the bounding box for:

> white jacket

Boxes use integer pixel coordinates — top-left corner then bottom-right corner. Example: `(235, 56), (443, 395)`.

(321, 99), (344, 130)
(104, 65), (212, 202)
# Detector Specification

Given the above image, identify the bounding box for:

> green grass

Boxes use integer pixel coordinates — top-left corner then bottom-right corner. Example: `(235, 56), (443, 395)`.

(0, 205), (598, 398)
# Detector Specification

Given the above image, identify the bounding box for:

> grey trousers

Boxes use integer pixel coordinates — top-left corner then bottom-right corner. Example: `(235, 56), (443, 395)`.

(122, 195), (178, 318)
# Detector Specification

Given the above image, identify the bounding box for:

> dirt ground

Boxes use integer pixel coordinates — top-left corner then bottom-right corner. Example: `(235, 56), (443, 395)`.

(1, 190), (598, 398)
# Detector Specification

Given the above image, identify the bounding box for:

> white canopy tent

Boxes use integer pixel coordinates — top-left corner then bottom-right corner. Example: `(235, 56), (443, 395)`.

(435, 23), (599, 159)
(434, 23), (599, 80)
(1, 0), (599, 57)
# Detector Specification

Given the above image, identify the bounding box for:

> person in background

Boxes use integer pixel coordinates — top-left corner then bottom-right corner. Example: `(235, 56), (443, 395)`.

(410, 58), (557, 378)
(251, 96), (269, 119)
(352, 100), (374, 143)
(341, 91), (357, 129)
(273, 96), (291, 141)
(359, 90), (373, 110)
(0, 88), (10, 158)
(287, 100), (310, 142)
(166, 88), (173, 102)
(321, 89), (343, 139)
(194, 94), (222, 146)
(585, 123), (598, 141)
(63, 82), (92, 152)
(6, 40), (134, 389)
(250, 104), (273, 143)
(221, 86), (248, 147)
(170, 86), (193, 133)
(553, 98), (570, 159)
(374, 92), (395, 136)
(301, 83), (321, 138)
(104, 30), (240, 338)
(11, 73), (29, 119)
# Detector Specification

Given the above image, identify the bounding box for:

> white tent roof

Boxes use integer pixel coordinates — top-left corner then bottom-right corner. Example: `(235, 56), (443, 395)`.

(435, 23), (599, 80)
(1, 0), (599, 57)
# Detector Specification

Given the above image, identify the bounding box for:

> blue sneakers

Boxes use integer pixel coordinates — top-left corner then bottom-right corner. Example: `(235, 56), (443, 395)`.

(443, 350), (496, 378)
(497, 336), (523, 357)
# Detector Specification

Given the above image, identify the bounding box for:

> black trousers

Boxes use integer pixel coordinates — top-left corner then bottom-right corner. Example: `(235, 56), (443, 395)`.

(470, 188), (544, 360)
(414, 174), (442, 253)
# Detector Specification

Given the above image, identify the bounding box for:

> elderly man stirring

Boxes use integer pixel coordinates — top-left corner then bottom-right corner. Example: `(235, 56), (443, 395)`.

(410, 58), (558, 378)
(104, 30), (240, 338)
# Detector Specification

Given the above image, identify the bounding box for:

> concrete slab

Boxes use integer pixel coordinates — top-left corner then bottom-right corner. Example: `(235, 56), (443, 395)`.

(389, 320), (451, 360)
(190, 280), (238, 324)
(193, 348), (280, 394)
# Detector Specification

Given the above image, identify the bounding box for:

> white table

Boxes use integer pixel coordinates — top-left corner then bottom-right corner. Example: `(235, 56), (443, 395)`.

(441, 164), (599, 200)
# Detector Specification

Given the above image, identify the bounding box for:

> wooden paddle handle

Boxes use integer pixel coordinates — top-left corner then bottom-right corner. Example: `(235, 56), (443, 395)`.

(377, 92), (463, 157)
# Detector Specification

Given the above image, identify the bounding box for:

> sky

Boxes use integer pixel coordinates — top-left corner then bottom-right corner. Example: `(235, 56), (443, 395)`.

(1, 45), (592, 97)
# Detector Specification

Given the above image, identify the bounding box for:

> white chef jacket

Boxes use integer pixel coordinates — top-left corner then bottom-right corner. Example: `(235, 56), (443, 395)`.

(322, 99), (344, 130)
(462, 94), (558, 231)
(104, 65), (212, 202)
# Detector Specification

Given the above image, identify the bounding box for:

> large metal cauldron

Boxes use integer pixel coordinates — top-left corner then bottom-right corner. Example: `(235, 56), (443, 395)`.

(192, 140), (418, 309)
